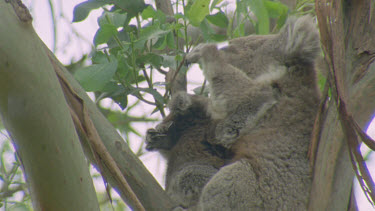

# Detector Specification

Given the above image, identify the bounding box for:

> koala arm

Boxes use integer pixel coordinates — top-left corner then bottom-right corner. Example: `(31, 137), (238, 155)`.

(186, 44), (279, 148)
(214, 97), (277, 148)
(186, 43), (259, 119)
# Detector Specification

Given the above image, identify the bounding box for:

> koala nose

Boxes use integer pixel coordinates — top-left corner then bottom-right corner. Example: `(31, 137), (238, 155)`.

(184, 56), (192, 67)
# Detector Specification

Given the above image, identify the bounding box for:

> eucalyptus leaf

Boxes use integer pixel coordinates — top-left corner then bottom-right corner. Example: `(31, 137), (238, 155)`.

(98, 12), (128, 28)
(153, 36), (167, 50)
(141, 5), (157, 19)
(209, 34), (227, 42)
(137, 53), (163, 68)
(186, 0), (211, 26)
(74, 61), (118, 92)
(94, 24), (118, 46)
(112, 93), (129, 110)
(161, 55), (176, 68)
(206, 11), (229, 28)
(211, 0), (224, 10)
(139, 24), (170, 41)
(199, 19), (215, 40)
(72, 0), (107, 22)
(166, 32), (176, 49)
(134, 88), (165, 104)
(246, 0), (269, 34)
(117, 56), (132, 79)
(264, 1), (289, 19)
(112, 0), (146, 17)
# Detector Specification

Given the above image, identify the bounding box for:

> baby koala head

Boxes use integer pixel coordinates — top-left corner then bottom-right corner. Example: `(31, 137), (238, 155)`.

(185, 43), (221, 65)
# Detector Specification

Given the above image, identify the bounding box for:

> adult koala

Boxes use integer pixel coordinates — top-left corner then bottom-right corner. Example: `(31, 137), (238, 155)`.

(147, 15), (320, 210)
(188, 15), (320, 210)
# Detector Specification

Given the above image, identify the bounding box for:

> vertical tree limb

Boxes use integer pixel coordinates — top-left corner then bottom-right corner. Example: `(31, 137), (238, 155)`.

(0, 1), (99, 210)
(310, 0), (375, 209)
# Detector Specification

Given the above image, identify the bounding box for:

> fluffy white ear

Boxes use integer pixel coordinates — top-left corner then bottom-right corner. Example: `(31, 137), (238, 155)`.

(281, 15), (320, 63)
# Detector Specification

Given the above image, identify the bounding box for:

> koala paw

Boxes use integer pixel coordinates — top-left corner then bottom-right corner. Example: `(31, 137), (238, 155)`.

(145, 128), (170, 151)
(213, 125), (239, 149)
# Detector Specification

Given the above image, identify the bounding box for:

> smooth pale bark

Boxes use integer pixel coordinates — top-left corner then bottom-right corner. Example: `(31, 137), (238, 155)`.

(0, 2), (99, 211)
(309, 0), (375, 210)
(0, 1), (174, 210)
(50, 52), (175, 210)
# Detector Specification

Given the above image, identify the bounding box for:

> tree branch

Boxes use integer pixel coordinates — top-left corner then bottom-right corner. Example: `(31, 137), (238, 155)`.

(155, 0), (187, 95)
(45, 47), (176, 210)
(310, 0), (375, 209)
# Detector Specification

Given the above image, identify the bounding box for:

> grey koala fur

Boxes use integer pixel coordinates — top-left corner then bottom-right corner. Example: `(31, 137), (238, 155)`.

(147, 15), (320, 210)
(146, 92), (230, 209)
(190, 15), (321, 210)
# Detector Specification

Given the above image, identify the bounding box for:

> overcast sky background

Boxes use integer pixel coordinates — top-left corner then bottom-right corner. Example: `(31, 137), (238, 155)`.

(9, 0), (375, 210)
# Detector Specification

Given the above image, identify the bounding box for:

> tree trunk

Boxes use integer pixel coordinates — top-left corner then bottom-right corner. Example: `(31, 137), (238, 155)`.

(0, 2), (99, 210)
(0, 0), (175, 210)
(309, 0), (375, 210)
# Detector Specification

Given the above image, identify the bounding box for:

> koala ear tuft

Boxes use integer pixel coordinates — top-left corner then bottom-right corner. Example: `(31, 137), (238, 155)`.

(281, 15), (320, 63)
(168, 91), (193, 113)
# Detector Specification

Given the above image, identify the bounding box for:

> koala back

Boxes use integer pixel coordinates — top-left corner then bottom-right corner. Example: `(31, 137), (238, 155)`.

(198, 15), (320, 210)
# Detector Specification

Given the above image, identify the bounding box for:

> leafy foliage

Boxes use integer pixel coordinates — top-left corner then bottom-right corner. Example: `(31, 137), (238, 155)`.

(71, 0), (292, 118)
(0, 136), (31, 210)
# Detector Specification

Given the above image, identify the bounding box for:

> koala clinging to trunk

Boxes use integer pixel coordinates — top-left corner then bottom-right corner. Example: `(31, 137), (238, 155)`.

(146, 15), (320, 210)
(188, 15), (320, 210)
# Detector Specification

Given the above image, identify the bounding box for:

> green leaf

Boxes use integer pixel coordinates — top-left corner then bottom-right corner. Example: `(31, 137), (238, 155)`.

(112, 0), (146, 17)
(209, 34), (227, 42)
(264, 1), (289, 18)
(174, 13), (186, 21)
(97, 84), (129, 109)
(141, 5), (157, 19)
(187, 0), (211, 26)
(135, 88), (165, 104)
(74, 61), (118, 92)
(206, 11), (228, 28)
(166, 32), (176, 49)
(72, 0), (107, 22)
(111, 89), (129, 109)
(233, 22), (246, 38)
(246, 0), (269, 34)
(98, 12), (128, 28)
(92, 51), (114, 64)
(236, 0), (248, 14)
(116, 56), (132, 79)
(107, 29), (130, 48)
(161, 55), (176, 68)
(137, 53), (163, 68)
(94, 24), (118, 46)
(139, 24), (170, 41)
(211, 0), (224, 10)
(199, 19), (215, 40)
(153, 36), (167, 50)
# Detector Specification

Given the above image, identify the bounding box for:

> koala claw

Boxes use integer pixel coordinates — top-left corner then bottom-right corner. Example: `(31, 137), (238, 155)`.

(213, 127), (239, 149)
(145, 128), (169, 151)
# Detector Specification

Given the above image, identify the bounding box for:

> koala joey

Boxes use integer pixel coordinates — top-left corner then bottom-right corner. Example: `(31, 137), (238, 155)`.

(185, 43), (280, 148)
(146, 92), (230, 209)
(185, 15), (321, 210)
